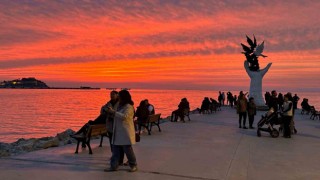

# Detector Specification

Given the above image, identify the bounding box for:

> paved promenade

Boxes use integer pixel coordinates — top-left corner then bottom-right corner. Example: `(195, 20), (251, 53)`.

(1, 107), (320, 180)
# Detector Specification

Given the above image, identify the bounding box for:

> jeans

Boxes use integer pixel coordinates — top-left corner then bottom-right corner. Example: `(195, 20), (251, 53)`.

(239, 112), (247, 127)
(110, 145), (137, 169)
(107, 132), (113, 153)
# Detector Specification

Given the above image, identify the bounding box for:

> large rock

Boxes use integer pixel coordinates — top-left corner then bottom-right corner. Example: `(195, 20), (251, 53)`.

(56, 129), (75, 141)
(0, 142), (11, 157)
(0, 149), (10, 157)
(34, 137), (59, 149)
(20, 138), (38, 152)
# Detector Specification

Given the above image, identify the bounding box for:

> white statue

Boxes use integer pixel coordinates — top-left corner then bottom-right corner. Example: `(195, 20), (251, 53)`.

(241, 35), (271, 107)
(244, 61), (272, 106)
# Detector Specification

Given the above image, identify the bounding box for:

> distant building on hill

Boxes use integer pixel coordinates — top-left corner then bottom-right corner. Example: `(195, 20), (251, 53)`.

(0, 77), (49, 88)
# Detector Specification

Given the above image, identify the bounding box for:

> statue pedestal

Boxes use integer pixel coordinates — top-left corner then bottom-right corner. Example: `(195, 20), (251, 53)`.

(244, 61), (272, 110)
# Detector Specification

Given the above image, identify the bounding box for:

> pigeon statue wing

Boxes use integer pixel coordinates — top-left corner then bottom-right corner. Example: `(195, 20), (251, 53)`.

(241, 43), (252, 53)
(246, 35), (254, 47)
(254, 41), (264, 56)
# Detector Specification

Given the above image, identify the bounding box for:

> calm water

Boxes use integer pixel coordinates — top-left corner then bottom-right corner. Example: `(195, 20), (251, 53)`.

(0, 89), (319, 143)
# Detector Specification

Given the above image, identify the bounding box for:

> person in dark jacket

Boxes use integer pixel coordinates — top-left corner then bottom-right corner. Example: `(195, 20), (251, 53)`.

(247, 97), (257, 129)
(135, 100), (149, 128)
(237, 91), (248, 129)
(292, 94), (300, 110)
(268, 90), (278, 112)
(105, 91), (120, 152)
(200, 97), (211, 114)
(265, 91), (271, 105)
(171, 98), (190, 122)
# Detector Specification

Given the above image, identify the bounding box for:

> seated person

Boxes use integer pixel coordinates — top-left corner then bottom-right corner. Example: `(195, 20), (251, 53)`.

(200, 97), (210, 114)
(171, 98), (190, 122)
(301, 98), (311, 112)
(135, 100), (149, 133)
(136, 100), (149, 124)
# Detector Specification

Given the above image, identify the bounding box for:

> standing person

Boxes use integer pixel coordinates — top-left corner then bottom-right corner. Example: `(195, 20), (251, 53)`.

(265, 92), (271, 105)
(237, 91), (248, 129)
(218, 91), (223, 106)
(282, 94), (293, 138)
(268, 90), (278, 112)
(105, 91), (120, 153)
(247, 97), (257, 129)
(222, 92), (226, 106)
(104, 90), (138, 172)
(278, 93), (284, 110)
(292, 94), (300, 110)
(227, 92), (234, 107)
(144, 99), (155, 115)
(226, 92), (231, 105)
(233, 95), (238, 107)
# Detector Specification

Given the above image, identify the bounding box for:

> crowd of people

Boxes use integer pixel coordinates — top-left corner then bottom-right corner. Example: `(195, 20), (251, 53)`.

(70, 91), (191, 172)
(264, 90), (299, 138)
(70, 89), (307, 172)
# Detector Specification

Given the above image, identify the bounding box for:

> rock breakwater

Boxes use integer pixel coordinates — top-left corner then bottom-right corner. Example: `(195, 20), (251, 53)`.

(0, 129), (76, 157)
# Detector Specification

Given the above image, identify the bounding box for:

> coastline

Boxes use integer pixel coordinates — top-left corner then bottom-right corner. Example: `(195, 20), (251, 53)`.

(2, 107), (320, 179)
(0, 114), (178, 157)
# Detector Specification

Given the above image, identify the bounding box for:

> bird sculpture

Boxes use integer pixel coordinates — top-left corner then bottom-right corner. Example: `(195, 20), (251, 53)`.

(241, 35), (267, 71)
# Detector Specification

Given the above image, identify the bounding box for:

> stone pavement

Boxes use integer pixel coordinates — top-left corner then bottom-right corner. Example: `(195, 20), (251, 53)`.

(1, 107), (320, 180)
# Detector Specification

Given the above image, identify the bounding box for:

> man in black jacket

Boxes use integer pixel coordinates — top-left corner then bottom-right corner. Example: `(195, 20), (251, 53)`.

(268, 90), (278, 112)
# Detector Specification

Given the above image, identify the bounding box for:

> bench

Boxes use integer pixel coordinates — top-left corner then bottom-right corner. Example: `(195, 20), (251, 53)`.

(310, 107), (320, 120)
(73, 124), (108, 154)
(301, 106), (313, 115)
(137, 114), (161, 135)
(171, 109), (191, 122)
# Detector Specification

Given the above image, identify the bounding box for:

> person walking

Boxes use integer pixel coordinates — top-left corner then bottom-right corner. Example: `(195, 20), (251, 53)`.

(237, 91), (248, 129)
(282, 94), (293, 138)
(247, 97), (257, 129)
(104, 90), (138, 172)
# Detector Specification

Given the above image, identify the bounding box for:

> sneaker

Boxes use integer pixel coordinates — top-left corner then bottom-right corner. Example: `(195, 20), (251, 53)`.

(128, 166), (138, 172)
(243, 126), (248, 129)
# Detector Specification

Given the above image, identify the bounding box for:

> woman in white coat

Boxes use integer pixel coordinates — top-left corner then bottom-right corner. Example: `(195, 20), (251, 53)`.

(104, 90), (138, 172)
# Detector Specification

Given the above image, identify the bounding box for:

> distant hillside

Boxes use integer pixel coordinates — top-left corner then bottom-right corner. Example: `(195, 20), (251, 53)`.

(0, 77), (49, 88)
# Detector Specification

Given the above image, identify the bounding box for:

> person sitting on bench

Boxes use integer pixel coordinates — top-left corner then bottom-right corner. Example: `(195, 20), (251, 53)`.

(171, 98), (190, 122)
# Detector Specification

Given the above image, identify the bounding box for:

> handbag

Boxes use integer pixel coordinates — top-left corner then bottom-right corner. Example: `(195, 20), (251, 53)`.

(135, 132), (140, 142)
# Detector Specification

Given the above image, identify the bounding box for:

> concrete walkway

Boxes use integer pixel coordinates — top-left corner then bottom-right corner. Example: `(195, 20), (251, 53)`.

(1, 107), (320, 180)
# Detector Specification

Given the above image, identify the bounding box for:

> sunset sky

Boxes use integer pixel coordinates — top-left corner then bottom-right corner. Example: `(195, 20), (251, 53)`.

(0, 0), (319, 91)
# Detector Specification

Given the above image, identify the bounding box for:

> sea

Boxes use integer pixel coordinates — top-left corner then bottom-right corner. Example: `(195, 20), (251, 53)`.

(0, 89), (319, 143)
